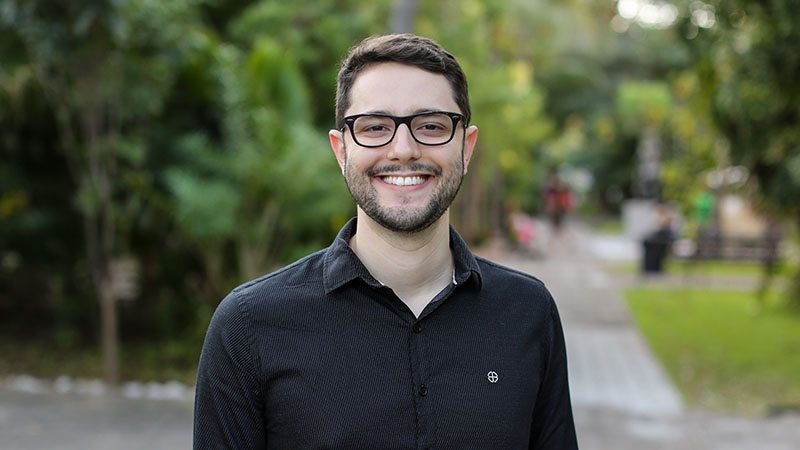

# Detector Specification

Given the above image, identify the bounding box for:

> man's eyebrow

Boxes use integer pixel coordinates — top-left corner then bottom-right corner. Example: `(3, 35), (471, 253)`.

(412, 108), (443, 115)
(355, 108), (446, 116)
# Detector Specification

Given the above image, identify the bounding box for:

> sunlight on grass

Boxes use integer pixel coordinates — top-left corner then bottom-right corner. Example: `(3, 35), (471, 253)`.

(625, 287), (800, 415)
(610, 259), (778, 277)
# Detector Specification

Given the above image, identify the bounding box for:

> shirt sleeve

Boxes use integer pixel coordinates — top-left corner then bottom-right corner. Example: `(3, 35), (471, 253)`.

(529, 297), (579, 449)
(194, 291), (266, 449)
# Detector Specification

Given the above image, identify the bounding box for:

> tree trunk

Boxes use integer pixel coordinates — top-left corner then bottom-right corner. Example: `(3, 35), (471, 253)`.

(25, 17), (121, 388)
(490, 166), (504, 236)
(390, 0), (419, 33)
(82, 101), (119, 387)
(791, 214), (800, 309)
(454, 146), (483, 243)
(100, 276), (118, 386)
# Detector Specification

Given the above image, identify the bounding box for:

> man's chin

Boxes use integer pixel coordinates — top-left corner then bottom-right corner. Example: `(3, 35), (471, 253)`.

(365, 209), (439, 234)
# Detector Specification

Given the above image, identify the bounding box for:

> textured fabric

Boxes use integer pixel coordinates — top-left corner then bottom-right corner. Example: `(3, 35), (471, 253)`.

(194, 218), (578, 449)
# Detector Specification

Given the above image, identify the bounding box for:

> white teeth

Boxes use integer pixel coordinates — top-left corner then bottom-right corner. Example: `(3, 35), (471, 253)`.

(383, 176), (426, 186)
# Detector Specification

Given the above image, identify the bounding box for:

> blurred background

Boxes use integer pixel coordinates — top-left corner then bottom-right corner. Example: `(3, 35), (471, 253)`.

(1, 0), (799, 448)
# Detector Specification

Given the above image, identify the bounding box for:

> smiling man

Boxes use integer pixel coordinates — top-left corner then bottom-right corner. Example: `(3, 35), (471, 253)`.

(194, 34), (578, 449)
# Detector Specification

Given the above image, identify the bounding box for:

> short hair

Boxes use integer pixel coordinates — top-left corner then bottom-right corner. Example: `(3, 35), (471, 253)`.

(335, 34), (471, 129)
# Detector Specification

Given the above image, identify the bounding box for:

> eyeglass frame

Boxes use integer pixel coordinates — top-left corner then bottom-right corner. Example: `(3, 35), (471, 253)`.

(340, 111), (467, 148)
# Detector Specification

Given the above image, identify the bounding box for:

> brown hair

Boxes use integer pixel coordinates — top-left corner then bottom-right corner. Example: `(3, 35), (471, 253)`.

(335, 34), (471, 128)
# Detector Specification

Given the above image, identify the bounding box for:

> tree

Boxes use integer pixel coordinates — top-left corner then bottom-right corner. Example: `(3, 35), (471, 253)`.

(226, 0), (392, 127)
(1, 1), (396, 382)
(674, 0), (800, 218)
(672, 0), (800, 305)
(0, 0), (207, 384)
(160, 0), (390, 296)
(415, 0), (557, 240)
(165, 38), (351, 296)
(390, 0), (419, 33)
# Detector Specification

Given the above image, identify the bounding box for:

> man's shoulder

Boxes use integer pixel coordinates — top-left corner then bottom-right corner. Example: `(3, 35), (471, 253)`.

(474, 256), (553, 302)
(470, 257), (562, 328)
(232, 248), (328, 300)
(475, 256), (546, 287)
(206, 248), (331, 337)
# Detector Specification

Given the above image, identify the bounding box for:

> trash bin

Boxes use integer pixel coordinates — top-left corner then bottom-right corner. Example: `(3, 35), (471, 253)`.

(642, 230), (672, 274)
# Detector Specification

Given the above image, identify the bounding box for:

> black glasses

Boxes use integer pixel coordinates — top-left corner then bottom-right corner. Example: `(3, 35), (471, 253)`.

(342, 111), (466, 148)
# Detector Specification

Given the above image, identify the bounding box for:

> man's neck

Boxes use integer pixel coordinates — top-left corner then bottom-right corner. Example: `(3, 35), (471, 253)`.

(349, 209), (455, 317)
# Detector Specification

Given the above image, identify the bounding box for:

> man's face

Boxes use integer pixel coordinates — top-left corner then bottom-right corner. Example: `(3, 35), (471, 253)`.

(329, 62), (478, 233)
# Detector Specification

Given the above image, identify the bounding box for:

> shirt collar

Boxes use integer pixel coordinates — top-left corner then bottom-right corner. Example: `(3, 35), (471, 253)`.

(323, 218), (483, 295)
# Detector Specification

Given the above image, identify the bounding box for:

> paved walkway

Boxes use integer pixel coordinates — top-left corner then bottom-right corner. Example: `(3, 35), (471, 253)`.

(479, 221), (800, 450)
(0, 388), (193, 449)
(483, 226), (684, 418)
(2, 220), (799, 449)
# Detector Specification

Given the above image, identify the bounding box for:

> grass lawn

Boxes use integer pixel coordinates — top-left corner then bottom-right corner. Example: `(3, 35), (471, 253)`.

(625, 287), (800, 415)
(610, 259), (781, 277)
(586, 216), (624, 235)
(0, 337), (201, 386)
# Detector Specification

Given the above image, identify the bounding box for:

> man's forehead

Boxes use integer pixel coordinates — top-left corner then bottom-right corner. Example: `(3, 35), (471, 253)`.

(347, 62), (459, 115)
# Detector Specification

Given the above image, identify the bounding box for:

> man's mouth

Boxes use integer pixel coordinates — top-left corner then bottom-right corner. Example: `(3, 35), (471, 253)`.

(381, 175), (428, 186)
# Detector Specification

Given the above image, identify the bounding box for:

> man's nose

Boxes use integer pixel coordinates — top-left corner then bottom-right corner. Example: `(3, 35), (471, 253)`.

(386, 124), (421, 162)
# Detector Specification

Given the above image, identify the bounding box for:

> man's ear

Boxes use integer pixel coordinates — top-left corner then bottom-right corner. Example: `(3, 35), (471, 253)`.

(329, 129), (346, 174)
(462, 125), (478, 175)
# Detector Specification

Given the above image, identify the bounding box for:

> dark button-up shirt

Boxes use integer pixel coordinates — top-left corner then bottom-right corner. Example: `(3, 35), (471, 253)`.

(194, 219), (578, 449)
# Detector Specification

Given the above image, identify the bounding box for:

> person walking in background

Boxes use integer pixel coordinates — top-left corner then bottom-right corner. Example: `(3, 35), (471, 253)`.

(193, 34), (577, 449)
(544, 169), (573, 240)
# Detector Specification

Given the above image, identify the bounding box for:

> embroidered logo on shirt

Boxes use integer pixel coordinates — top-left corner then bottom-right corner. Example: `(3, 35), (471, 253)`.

(487, 371), (499, 383)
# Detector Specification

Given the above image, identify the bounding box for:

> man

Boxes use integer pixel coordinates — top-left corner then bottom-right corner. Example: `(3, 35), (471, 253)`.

(194, 33), (578, 449)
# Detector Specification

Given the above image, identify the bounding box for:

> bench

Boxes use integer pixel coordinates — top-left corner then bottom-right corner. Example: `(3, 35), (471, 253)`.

(687, 229), (781, 265)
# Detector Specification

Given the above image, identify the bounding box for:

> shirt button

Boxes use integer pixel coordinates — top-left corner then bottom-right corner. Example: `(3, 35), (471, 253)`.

(418, 384), (428, 396)
(412, 323), (422, 333)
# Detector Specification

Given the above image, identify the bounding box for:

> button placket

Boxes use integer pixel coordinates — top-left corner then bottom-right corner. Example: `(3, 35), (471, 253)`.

(412, 324), (426, 397)
(408, 318), (434, 447)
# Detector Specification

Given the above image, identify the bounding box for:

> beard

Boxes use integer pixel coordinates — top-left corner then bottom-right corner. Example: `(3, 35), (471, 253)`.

(343, 151), (465, 234)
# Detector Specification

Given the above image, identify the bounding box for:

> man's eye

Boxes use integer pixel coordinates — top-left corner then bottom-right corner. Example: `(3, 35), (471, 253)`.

(354, 117), (394, 134)
(416, 122), (449, 135)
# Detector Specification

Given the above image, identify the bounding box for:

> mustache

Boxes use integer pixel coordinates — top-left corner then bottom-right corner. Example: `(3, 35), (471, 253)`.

(366, 163), (443, 177)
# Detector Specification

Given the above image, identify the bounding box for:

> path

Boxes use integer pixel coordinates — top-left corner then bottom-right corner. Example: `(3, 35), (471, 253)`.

(0, 388), (193, 449)
(478, 220), (800, 449)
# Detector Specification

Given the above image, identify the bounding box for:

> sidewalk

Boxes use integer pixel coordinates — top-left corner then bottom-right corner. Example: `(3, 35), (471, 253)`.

(479, 220), (800, 450)
(0, 388), (193, 450)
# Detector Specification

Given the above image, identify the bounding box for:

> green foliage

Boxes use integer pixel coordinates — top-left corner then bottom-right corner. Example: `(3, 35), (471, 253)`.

(0, 336), (201, 384)
(164, 36), (350, 288)
(0, 0), (354, 346)
(626, 286), (800, 414)
(3, 0), (800, 379)
(245, 39), (311, 121)
(668, 0), (800, 302)
(167, 165), (240, 244)
(659, 70), (720, 212)
(673, 0), (800, 217)
(417, 0), (561, 224)
(1, 0), (200, 343)
(616, 81), (673, 133)
(227, 0), (392, 126)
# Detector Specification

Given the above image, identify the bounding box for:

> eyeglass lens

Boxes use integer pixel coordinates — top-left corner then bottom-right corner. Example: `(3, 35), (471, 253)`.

(351, 113), (456, 147)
